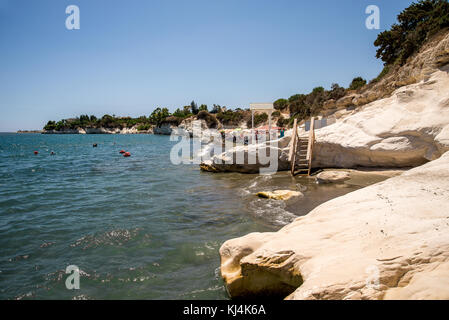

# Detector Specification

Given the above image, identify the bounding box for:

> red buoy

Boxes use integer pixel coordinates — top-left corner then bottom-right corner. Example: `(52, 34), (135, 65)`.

(123, 152), (131, 157)
(34, 151), (38, 155)
(119, 150), (126, 154)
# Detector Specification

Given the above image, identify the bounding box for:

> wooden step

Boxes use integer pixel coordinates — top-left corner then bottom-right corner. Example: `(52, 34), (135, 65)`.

(290, 117), (315, 176)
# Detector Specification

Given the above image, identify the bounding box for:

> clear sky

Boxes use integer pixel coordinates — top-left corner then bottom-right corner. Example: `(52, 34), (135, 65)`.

(0, 0), (415, 131)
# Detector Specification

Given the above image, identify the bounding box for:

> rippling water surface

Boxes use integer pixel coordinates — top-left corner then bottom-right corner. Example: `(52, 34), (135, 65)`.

(0, 133), (384, 299)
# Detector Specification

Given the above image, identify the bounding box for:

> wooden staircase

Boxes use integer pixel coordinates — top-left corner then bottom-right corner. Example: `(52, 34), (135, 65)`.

(289, 118), (315, 176)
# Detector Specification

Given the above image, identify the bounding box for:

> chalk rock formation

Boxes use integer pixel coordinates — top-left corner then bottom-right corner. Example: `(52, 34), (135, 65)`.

(42, 126), (153, 134)
(200, 66), (449, 172)
(199, 33), (449, 173)
(313, 67), (449, 168)
(153, 123), (177, 135)
(200, 136), (292, 174)
(220, 151), (449, 300)
(178, 118), (211, 137)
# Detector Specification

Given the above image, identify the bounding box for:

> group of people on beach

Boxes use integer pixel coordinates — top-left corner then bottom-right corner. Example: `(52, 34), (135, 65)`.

(220, 128), (286, 146)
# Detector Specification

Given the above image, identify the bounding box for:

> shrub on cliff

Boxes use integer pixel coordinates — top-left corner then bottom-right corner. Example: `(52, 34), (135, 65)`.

(277, 116), (288, 128)
(274, 99), (288, 110)
(374, 0), (449, 65)
(44, 121), (57, 130)
(278, 83), (348, 126)
(247, 113), (268, 128)
(210, 104), (222, 114)
(196, 110), (219, 128)
(149, 108), (170, 127)
(98, 114), (123, 129)
(288, 94), (304, 103)
(137, 123), (152, 131)
(190, 101), (199, 115)
(370, 65), (391, 84)
(172, 108), (191, 119)
(161, 116), (182, 126)
(349, 77), (367, 91)
(329, 83), (346, 100)
(217, 109), (250, 126)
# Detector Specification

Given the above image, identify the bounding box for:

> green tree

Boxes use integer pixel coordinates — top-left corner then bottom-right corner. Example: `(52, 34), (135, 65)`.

(197, 110), (218, 128)
(191, 100), (199, 115)
(199, 104), (208, 112)
(374, 0), (449, 65)
(349, 77), (367, 90)
(183, 105), (192, 115)
(274, 98), (288, 110)
(149, 107), (170, 126)
(288, 94), (303, 103)
(330, 83), (346, 100)
(44, 120), (57, 130)
(210, 104), (221, 114)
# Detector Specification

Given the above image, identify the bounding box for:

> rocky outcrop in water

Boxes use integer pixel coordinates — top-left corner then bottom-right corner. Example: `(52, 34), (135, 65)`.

(315, 171), (350, 184)
(42, 126), (153, 134)
(153, 123), (176, 135)
(200, 135), (292, 174)
(220, 151), (449, 299)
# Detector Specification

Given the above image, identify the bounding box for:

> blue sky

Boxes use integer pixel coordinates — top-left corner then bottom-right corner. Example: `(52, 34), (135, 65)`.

(0, 0), (414, 131)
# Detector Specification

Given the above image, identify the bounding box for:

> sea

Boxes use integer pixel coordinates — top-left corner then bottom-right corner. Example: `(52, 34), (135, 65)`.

(0, 133), (385, 299)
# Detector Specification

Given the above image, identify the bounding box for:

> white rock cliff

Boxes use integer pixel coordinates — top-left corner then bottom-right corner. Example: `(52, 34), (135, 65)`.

(220, 151), (449, 300)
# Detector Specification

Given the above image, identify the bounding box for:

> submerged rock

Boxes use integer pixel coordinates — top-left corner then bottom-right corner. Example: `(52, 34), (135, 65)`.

(316, 171), (350, 184)
(257, 190), (303, 201)
(220, 151), (449, 300)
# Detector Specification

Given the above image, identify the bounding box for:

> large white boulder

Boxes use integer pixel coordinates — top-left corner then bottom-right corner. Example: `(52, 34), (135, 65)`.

(200, 136), (292, 174)
(316, 171), (350, 184)
(220, 151), (449, 300)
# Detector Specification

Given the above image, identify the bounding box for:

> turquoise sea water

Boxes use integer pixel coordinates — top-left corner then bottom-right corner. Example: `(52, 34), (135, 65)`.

(0, 133), (381, 300)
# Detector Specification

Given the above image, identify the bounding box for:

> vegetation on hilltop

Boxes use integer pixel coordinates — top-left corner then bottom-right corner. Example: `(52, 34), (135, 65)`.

(43, 101), (251, 131)
(348, 77), (367, 91)
(273, 82), (349, 125)
(374, 0), (449, 66)
(271, 0), (449, 126)
(196, 110), (219, 128)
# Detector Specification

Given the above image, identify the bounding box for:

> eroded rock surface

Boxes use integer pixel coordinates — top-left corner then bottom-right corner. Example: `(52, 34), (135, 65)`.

(313, 68), (449, 168)
(220, 152), (449, 300)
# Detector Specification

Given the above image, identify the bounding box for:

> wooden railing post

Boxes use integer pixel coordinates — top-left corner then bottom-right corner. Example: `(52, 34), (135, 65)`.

(289, 119), (298, 175)
(307, 117), (315, 176)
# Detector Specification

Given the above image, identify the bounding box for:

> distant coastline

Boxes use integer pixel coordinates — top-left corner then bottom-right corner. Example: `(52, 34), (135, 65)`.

(16, 130), (43, 134)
